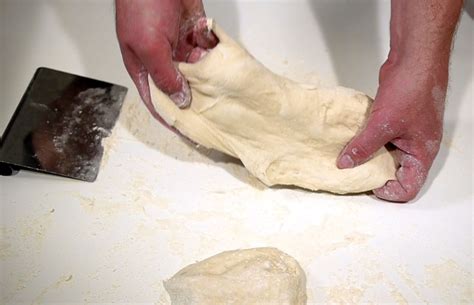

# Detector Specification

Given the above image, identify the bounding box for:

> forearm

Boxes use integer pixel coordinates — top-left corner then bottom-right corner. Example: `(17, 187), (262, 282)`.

(388, 0), (463, 69)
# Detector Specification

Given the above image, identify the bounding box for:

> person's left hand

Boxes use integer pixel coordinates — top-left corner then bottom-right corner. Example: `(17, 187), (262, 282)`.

(336, 57), (448, 202)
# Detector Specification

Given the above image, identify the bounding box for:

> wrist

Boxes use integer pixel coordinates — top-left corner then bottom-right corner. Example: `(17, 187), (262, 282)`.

(388, 38), (451, 68)
(383, 46), (449, 82)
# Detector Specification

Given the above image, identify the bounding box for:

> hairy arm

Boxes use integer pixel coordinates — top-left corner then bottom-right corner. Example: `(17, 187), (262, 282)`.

(387, 0), (462, 82)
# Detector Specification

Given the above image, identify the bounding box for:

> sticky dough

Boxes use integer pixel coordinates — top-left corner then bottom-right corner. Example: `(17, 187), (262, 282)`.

(164, 248), (307, 305)
(150, 19), (396, 194)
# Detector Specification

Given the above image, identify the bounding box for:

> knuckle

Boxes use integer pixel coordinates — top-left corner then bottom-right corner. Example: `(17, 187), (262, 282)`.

(390, 187), (418, 203)
(376, 118), (401, 138)
(137, 35), (168, 57)
(348, 143), (372, 160)
(399, 189), (418, 202)
(136, 40), (158, 56)
(349, 128), (390, 162)
(369, 107), (403, 136)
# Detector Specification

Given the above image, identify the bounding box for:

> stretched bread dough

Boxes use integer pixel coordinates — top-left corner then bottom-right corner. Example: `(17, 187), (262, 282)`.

(164, 248), (307, 305)
(150, 19), (396, 194)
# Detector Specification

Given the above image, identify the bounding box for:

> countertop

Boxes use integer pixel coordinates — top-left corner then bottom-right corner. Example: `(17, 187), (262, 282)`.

(1, 1), (472, 304)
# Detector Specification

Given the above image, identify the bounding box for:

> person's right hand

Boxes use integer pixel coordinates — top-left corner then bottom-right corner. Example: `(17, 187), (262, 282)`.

(115, 0), (217, 122)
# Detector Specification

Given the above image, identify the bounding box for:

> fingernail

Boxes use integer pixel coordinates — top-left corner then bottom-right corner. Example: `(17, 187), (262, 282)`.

(338, 154), (355, 169)
(170, 91), (190, 108)
(170, 75), (191, 108)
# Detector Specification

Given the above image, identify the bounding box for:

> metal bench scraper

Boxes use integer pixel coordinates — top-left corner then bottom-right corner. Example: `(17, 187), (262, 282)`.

(0, 67), (128, 182)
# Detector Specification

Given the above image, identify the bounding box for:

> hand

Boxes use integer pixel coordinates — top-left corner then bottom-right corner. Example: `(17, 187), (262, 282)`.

(337, 58), (448, 202)
(115, 0), (217, 121)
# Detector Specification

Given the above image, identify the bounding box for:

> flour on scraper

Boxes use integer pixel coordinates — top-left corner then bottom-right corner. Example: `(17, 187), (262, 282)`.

(150, 19), (396, 194)
(164, 247), (307, 305)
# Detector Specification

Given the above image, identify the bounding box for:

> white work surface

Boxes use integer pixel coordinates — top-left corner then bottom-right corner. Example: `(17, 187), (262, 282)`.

(1, 1), (473, 304)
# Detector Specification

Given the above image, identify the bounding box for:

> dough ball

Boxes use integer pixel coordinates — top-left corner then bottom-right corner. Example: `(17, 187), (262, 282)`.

(164, 247), (307, 305)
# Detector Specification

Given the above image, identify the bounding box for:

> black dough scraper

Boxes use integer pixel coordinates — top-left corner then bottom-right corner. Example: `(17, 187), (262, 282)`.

(0, 67), (128, 182)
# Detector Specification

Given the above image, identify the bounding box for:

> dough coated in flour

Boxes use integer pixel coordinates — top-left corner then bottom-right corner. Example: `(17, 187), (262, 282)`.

(164, 247), (307, 305)
(150, 19), (396, 194)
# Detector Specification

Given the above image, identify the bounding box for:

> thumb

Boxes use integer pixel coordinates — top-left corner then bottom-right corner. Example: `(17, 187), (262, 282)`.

(337, 119), (395, 169)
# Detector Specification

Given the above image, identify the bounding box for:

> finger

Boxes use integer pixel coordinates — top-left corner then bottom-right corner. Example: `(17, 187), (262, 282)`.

(337, 119), (396, 169)
(120, 46), (156, 122)
(194, 17), (219, 49)
(174, 17), (218, 62)
(373, 153), (428, 202)
(187, 47), (209, 63)
(205, 19), (234, 46)
(135, 36), (191, 108)
(136, 69), (173, 130)
(120, 45), (180, 133)
(120, 45), (149, 100)
(135, 70), (191, 139)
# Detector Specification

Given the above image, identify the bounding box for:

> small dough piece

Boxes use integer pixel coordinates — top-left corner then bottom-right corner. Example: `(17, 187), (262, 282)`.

(164, 247), (307, 305)
(150, 19), (396, 194)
